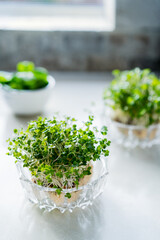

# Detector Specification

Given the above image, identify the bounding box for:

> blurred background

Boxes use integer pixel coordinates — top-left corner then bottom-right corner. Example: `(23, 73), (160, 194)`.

(0, 0), (159, 71)
(0, 3), (160, 240)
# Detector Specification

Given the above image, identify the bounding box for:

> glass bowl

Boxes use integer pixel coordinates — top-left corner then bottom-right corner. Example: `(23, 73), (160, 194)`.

(108, 119), (160, 148)
(103, 106), (160, 148)
(16, 158), (108, 213)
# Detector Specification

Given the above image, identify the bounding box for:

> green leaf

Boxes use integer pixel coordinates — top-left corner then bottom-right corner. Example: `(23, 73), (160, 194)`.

(101, 126), (108, 135)
(14, 129), (18, 134)
(33, 67), (48, 81)
(112, 69), (120, 76)
(17, 61), (35, 72)
(0, 72), (12, 84)
(127, 97), (134, 105)
(65, 193), (71, 198)
(56, 188), (62, 195)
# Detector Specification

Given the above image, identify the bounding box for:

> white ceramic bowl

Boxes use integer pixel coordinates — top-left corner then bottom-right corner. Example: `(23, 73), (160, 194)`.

(1, 76), (55, 115)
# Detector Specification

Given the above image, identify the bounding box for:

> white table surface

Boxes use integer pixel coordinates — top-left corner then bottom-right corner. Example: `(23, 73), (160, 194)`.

(0, 72), (160, 240)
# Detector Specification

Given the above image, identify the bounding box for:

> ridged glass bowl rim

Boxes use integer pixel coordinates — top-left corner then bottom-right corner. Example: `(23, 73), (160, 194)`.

(16, 157), (108, 194)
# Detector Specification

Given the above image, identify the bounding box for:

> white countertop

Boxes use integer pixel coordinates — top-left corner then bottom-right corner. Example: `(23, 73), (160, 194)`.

(0, 72), (160, 240)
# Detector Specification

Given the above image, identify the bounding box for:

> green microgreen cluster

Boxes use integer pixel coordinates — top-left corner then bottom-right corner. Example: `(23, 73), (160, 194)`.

(0, 61), (48, 90)
(103, 68), (160, 126)
(7, 115), (110, 198)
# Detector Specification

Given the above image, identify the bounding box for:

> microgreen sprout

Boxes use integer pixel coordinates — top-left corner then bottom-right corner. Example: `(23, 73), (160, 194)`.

(7, 115), (110, 198)
(103, 68), (160, 126)
(0, 61), (49, 90)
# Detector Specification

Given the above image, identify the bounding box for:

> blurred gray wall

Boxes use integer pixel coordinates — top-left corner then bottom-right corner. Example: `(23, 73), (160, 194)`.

(0, 0), (160, 71)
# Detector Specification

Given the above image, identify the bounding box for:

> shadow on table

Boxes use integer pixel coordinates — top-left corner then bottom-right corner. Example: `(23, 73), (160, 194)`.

(19, 198), (105, 240)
